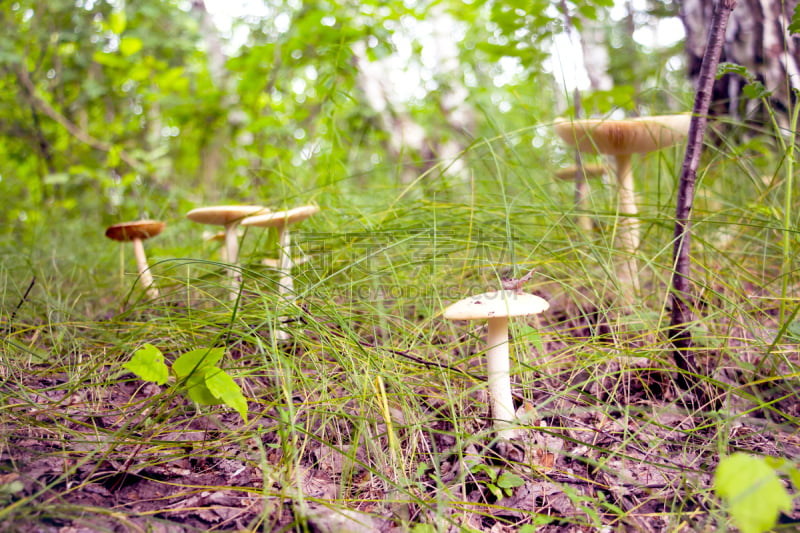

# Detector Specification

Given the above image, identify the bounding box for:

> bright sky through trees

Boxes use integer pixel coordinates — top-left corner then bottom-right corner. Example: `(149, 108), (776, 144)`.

(204, 0), (685, 98)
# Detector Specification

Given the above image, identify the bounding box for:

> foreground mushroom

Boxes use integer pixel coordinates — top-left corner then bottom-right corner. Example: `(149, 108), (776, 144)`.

(241, 205), (320, 297)
(105, 220), (166, 300)
(553, 115), (691, 288)
(444, 290), (549, 439)
(186, 205), (267, 300)
(555, 163), (606, 232)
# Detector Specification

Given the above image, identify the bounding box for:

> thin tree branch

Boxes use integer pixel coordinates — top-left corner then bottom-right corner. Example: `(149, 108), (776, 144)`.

(669, 0), (736, 391)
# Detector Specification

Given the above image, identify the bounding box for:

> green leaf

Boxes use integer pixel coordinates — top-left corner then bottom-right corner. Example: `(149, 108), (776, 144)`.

(109, 10), (127, 34)
(173, 347), (225, 377)
(43, 172), (70, 185)
(783, 320), (800, 342)
(119, 37), (143, 57)
(743, 81), (771, 100)
(717, 62), (753, 81)
(93, 51), (126, 68)
(788, 467), (800, 492)
(518, 324), (544, 353)
(486, 483), (503, 501)
(789, 3), (800, 34)
(184, 369), (222, 405)
(496, 472), (525, 489)
(124, 344), (169, 385)
(204, 367), (249, 422)
(714, 453), (792, 533)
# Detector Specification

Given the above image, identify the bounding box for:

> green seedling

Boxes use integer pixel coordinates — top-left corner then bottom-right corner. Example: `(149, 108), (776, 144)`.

(714, 453), (796, 533)
(470, 463), (525, 502)
(124, 343), (249, 422)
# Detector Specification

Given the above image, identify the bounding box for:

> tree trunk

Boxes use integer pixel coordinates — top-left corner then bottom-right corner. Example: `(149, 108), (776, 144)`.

(680, 0), (800, 127)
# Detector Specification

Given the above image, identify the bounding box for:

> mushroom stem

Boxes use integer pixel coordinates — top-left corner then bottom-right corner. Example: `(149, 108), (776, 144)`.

(224, 222), (241, 300)
(574, 172), (593, 232)
(132, 238), (159, 300)
(485, 316), (517, 438)
(277, 226), (294, 296)
(614, 153), (640, 290)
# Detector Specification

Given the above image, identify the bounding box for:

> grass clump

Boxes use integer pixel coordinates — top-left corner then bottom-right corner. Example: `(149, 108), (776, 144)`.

(0, 121), (798, 531)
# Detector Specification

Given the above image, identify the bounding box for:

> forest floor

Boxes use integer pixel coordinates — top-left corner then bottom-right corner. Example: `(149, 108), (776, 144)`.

(2, 277), (800, 532)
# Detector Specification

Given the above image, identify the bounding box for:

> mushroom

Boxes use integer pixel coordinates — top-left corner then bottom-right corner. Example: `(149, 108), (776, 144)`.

(555, 163), (607, 232)
(105, 219), (166, 300)
(444, 289), (549, 439)
(186, 205), (268, 300)
(203, 229), (243, 263)
(553, 115), (691, 288)
(241, 205), (320, 297)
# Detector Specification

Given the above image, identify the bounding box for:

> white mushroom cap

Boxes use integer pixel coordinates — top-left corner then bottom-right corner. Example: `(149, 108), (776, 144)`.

(553, 114), (691, 156)
(444, 289), (549, 439)
(186, 205), (268, 226)
(444, 290), (550, 320)
(241, 205), (319, 228)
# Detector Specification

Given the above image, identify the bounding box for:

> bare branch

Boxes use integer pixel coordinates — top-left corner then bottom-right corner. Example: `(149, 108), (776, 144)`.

(669, 0), (737, 393)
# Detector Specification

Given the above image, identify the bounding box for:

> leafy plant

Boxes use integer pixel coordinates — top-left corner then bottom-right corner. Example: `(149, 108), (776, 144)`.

(124, 343), (248, 422)
(714, 453), (796, 533)
(470, 463), (525, 502)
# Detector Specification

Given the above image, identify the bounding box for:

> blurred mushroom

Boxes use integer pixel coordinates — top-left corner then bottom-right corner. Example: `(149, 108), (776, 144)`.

(444, 289), (549, 439)
(555, 163), (607, 232)
(554, 115), (691, 288)
(186, 205), (267, 300)
(203, 228), (243, 263)
(241, 205), (320, 297)
(242, 205), (319, 341)
(105, 220), (166, 300)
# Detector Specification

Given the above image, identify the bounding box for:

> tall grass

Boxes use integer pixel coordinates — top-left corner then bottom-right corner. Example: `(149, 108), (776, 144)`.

(1, 115), (798, 530)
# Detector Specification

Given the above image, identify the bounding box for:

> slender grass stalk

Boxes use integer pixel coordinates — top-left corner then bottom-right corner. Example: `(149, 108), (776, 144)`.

(779, 97), (800, 325)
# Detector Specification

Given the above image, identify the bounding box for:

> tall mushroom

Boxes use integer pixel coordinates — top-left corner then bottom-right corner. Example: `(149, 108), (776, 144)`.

(555, 163), (607, 232)
(105, 220), (166, 300)
(241, 205), (320, 297)
(186, 205), (267, 300)
(444, 289), (549, 439)
(553, 115), (691, 288)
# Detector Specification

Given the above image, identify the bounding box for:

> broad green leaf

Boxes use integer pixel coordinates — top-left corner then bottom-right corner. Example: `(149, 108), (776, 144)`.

(204, 367), (248, 422)
(496, 472), (525, 489)
(92, 51), (126, 68)
(789, 3), (800, 34)
(172, 347), (225, 378)
(57, 42), (76, 56)
(715, 453), (792, 533)
(743, 81), (771, 99)
(119, 37), (143, 57)
(486, 483), (503, 501)
(124, 344), (169, 385)
(109, 10), (127, 34)
(184, 369), (222, 405)
(717, 62), (754, 82)
(518, 324), (544, 353)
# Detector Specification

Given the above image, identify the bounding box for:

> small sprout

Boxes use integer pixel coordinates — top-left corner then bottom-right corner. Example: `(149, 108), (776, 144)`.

(124, 344), (249, 422)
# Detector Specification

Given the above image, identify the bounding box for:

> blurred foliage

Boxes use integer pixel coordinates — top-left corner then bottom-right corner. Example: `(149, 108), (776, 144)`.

(0, 0), (691, 242)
